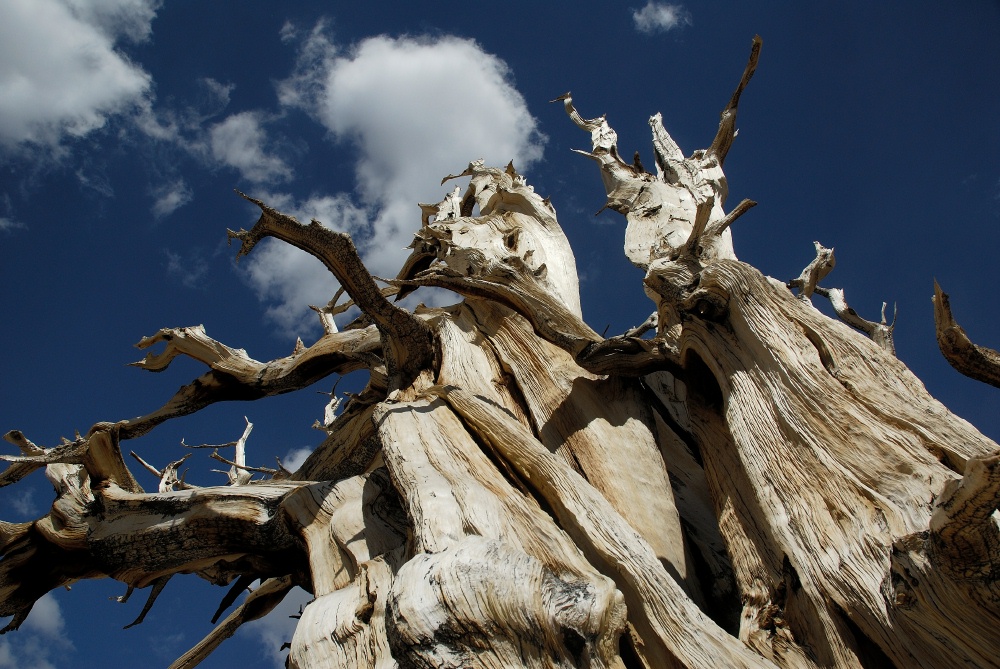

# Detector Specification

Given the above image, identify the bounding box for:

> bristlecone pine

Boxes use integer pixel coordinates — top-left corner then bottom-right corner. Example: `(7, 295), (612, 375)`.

(3, 37), (999, 669)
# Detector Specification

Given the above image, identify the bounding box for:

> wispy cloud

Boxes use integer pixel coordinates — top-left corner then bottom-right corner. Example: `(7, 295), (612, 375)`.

(0, 0), (158, 154)
(151, 179), (193, 219)
(75, 167), (115, 198)
(0, 194), (22, 232)
(0, 217), (23, 233)
(246, 24), (546, 336)
(135, 76), (298, 201)
(632, 2), (691, 34)
(8, 488), (37, 517)
(165, 248), (209, 289)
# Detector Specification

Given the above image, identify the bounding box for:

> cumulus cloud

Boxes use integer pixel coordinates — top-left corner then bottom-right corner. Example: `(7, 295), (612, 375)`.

(0, 0), (158, 152)
(209, 111), (293, 185)
(250, 26), (545, 336)
(0, 593), (71, 669)
(0, 638), (56, 669)
(22, 594), (67, 639)
(238, 191), (368, 333)
(632, 2), (691, 34)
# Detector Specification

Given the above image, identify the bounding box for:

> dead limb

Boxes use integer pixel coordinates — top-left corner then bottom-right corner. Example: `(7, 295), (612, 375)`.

(788, 241), (835, 300)
(168, 576), (295, 669)
(813, 286), (896, 355)
(119, 324), (381, 441)
(707, 35), (763, 165)
(229, 192), (435, 390)
(933, 281), (1000, 388)
(129, 451), (194, 492)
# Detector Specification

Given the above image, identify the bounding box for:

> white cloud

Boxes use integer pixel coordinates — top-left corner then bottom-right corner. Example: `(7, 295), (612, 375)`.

(22, 594), (66, 639)
(241, 585), (312, 668)
(64, 0), (161, 42)
(0, 593), (71, 669)
(238, 191), (368, 334)
(249, 27), (546, 336)
(0, 0), (157, 152)
(0, 637), (56, 669)
(8, 488), (37, 517)
(281, 447), (313, 473)
(632, 2), (691, 34)
(151, 179), (193, 219)
(209, 111), (293, 185)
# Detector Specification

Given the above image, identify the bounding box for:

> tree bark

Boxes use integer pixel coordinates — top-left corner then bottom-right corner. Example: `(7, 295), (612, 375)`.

(3, 37), (999, 668)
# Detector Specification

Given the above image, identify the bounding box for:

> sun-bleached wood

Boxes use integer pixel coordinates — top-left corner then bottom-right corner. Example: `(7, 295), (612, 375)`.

(3, 36), (999, 668)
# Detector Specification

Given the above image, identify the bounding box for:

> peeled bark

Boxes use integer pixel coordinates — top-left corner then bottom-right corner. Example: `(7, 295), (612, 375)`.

(3, 37), (1000, 668)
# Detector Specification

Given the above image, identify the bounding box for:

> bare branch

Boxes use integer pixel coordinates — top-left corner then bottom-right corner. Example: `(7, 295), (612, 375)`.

(111, 585), (135, 604)
(168, 576), (294, 669)
(118, 324), (382, 441)
(3, 431), (42, 456)
(2, 427), (140, 493)
(677, 197), (758, 262)
(313, 379), (343, 432)
(681, 197), (716, 257)
(208, 451), (280, 478)
(550, 92), (646, 201)
(788, 241), (835, 300)
(129, 450), (162, 478)
(707, 35), (763, 165)
(211, 574), (255, 624)
(624, 312), (658, 338)
(705, 198), (757, 239)
(813, 286), (896, 355)
(123, 575), (171, 629)
(933, 281), (1000, 388)
(130, 451), (196, 492)
(0, 606), (31, 635)
(391, 257), (682, 377)
(229, 417), (253, 486)
(229, 192), (435, 390)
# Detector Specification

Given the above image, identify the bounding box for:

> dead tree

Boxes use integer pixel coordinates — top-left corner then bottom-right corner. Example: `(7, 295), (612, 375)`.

(3, 37), (999, 669)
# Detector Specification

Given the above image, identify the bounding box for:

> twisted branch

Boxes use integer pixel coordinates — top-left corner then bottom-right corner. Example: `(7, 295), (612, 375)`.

(229, 192), (435, 390)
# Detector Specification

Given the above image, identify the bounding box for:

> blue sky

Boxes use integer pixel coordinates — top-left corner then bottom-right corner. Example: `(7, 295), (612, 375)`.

(1, 1), (999, 667)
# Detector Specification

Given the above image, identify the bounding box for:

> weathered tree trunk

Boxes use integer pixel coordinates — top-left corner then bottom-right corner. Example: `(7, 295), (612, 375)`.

(3, 37), (999, 668)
